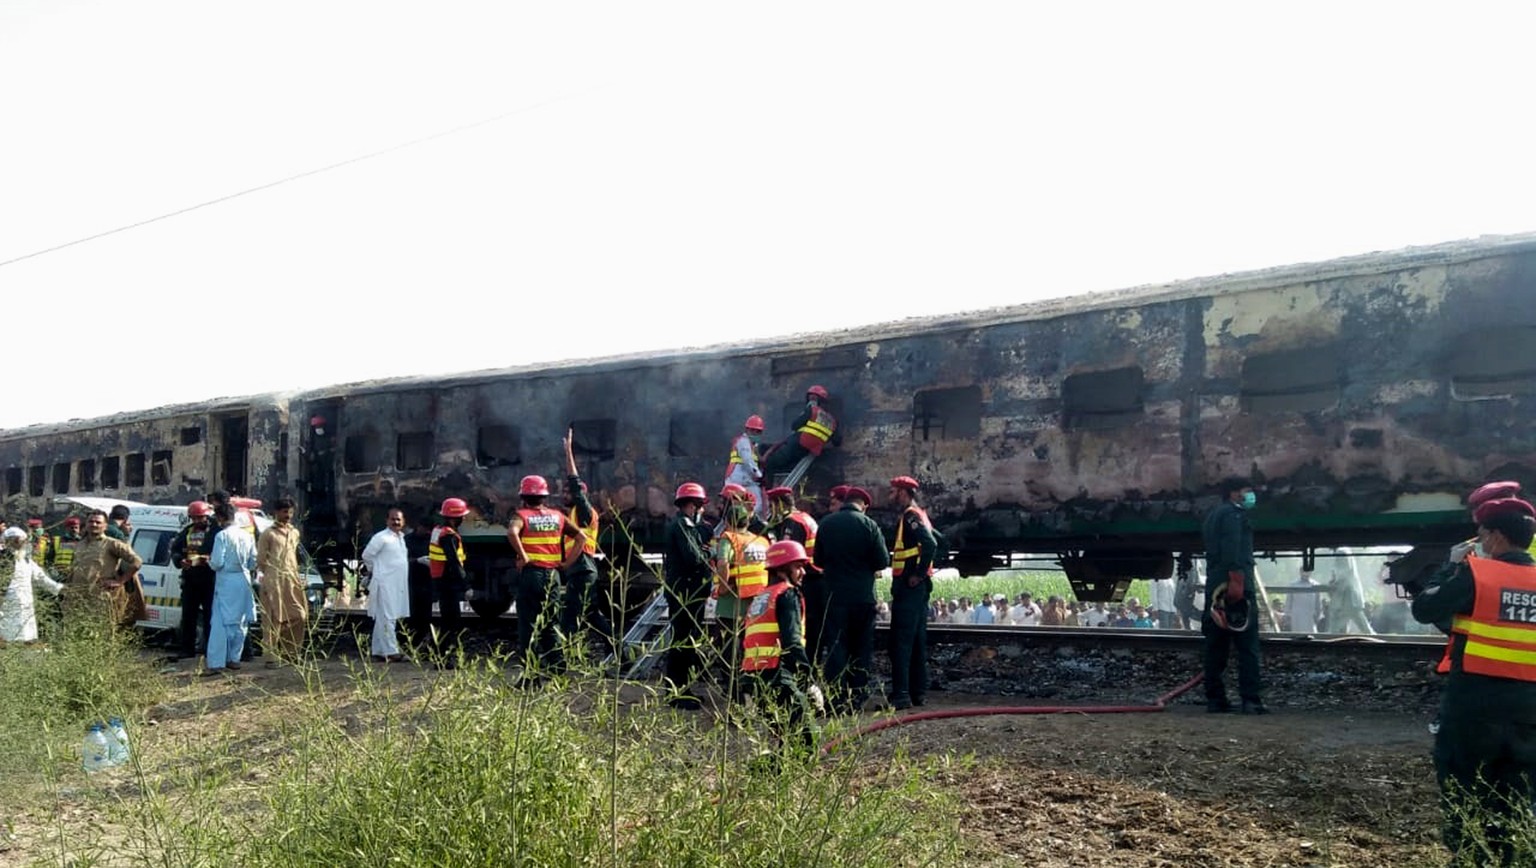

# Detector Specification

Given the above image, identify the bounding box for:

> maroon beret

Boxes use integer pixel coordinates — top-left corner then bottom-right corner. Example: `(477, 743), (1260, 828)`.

(843, 487), (873, 505)
(765, 486), (794, 499)
(1474, 497), (1536, 526)
(889, 475), (920, 492)
(1469, 481), (1522, 509)
(829, 484), (851, 500)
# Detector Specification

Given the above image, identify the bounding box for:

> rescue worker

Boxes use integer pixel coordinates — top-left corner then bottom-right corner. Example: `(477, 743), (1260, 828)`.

(887, 475), (938, 710)
(723, 415), (766, 515)
(716, 482), (769, 537)
(1, 526), (64, 644)
(106, 504), (132, 541)
(663, 481), (714, 709)
(1201, 477), (1266, 714)
(712, 497), (771, 692)
(427, 497), (471, 661)
(67, 509), (143, 629)
(762, 385), (840, 479)
(26, 518), (49, 565)
(742, 540), (818, 756)
(1411, 497), (1536, 864)
(827, 484), (850, 515)
(765, 486), (823, 661)
(169, 501), (217, 660)
(256, 497), (307, 667)
(811, 486), (889, 714)
(404, 513), (436, 649)
(46, 516), (82, 580)
(205, 503), (257, 676)
(506, 475), (584, 679)
(560, 429), (614, 656)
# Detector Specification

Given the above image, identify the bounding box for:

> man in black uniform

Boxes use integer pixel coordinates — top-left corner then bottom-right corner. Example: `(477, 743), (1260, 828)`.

(1201, 477), (1266, 714)
(561, 429), (614, 656)
(404, 514), (435, 649)
(886, 476), (937, 710)
(812, 486), (889, 713)
(662, 482), (714, 709)
(1411, 496), (1536, 864)
(169, 500), (217, 660)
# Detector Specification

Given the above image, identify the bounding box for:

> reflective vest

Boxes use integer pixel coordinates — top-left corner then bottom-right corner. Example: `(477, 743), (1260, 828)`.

(32, 534), (49, 564)
(727, 434), (757, 467)
(774, 510), (818, 557)
(796, 406), (837, 454)
(567, 506), (599, 557)
(428, 526), (465, 579)
(517, 507), (566, 568)
(51, 536), (79, 572)
(1451, 557), (1536, 681)
(719, 530), (769, 600)
(892, 505), (934, 579)
(742, 581), (804, 672)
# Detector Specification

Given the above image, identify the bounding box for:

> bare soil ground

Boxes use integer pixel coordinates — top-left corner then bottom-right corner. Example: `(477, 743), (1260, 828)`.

(1, 634), (1450, 867)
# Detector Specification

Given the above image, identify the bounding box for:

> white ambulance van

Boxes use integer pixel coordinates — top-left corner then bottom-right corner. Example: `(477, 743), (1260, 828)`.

(55, 496), (324, 631)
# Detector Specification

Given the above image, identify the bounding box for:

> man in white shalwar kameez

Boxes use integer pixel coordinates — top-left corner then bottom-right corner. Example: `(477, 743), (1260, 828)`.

(2, 526), (64, 643)
(362, 508), (410, 661)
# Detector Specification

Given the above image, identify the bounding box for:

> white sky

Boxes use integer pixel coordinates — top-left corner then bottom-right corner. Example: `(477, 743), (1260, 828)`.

(3, 1), (1533, 431)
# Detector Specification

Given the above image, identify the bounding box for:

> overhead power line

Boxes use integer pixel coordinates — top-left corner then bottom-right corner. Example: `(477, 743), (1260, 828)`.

(0, 89), (597, 270)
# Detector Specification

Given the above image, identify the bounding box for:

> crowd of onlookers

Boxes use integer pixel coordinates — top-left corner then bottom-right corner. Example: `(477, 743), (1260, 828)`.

(919, 593), (1172, 628)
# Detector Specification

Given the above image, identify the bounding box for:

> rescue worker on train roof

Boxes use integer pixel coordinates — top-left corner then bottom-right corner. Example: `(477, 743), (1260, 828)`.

(1411, 495), (1536, 865)
(723, 415), (766, 518)
(886, 475), (938, 711)
(507, 474), (584, 682)
(761, 385), (840, 481)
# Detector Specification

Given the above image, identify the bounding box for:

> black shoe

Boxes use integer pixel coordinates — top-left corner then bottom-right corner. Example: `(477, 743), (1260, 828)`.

(911, 696), (926, 707)
(889, 696), (913, 711)
(1241, 700), (1270, 716)
(1207, 700), (1234, 714)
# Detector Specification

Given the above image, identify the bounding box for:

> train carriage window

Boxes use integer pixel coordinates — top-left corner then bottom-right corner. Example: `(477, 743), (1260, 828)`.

(1063, 367), (1145, 430)
(669, 411), (723, 458)
(101, 456), (120, 490)
(78, 459), (96, 491)
(125, 453), (146, 488)
(4, 467), (19, 496)
(180, 426), (201, 446)
(1447, 326), (1536, 399)
(397, 432), (434, 471)
(571, 419), (617, 461)
(151, 451), (173, 486)
(477, 425), (522, 468)
(53, 463), (70, 493)
(912, 386), (982, 441)
(28, 466), (45, 497)
(343, 433), (383, 473)
(1240, 345), (1343, 413)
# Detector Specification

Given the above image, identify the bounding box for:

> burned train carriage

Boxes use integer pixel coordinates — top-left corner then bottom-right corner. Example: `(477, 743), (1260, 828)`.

(2, 236), (1533, 608)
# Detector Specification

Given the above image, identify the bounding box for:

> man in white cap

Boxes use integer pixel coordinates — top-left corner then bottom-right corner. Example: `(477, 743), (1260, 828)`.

(2, 526), (64, 643)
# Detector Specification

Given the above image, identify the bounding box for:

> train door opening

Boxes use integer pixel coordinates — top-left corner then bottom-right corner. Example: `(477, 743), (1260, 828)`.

(215, 412), (249, 496)
(301, 402), (343, 569)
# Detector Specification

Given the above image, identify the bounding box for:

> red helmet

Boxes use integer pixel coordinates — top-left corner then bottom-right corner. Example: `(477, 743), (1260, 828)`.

(674, 482), (707, 503)
(63, 516), (81, 528)
(806, 385), (829, 401)
(440, 497), (470, 518)
(188, 501), (213, 518)
(519, 475), (551, 497)
(766, 540), (811, 571)
(744, 415), (765, 432)
(721, 482), (748, 500)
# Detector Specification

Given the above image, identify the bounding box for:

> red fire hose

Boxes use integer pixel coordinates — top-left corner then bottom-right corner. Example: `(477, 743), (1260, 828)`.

(820, 673), (1205, 756)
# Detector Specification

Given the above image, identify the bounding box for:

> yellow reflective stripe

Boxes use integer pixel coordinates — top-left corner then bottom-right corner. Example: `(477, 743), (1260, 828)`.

(526, 553), (562, 565)
(1464, 639), (1536, 666)
(1457, 618), (1536, 644)
(744, 622), (780, 637)
(799, 420), (833, 440)
(729, 450), (743, 464)
(893, 546), (919, 560)
(743, 645), (779, 659)
(522, 534), (561, 545)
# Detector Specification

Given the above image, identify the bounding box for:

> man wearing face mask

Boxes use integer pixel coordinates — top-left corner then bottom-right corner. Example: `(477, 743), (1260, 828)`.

(1411, 496), (1536, 864)
(722, 415), (766, 517)
(1200, 477), (1266, 714)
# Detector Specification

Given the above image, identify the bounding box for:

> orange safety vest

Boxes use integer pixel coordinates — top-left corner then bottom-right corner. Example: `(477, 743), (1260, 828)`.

(517, 507), (567, 568)
(776, 510), (817, 557)
(796, 406), (836, 454)
(742, 581), (805, 672)
(1451, 558), (1536, 681)
(567, 506), (599, 557)
(719, 530), (769, 600)
(892, 505), (934, 579)
(428, 526), (466, 579)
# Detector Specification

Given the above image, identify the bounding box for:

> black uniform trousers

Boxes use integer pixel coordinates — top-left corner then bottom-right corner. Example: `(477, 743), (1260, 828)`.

(822, 600), (877, 711)
(887, 587), (930, 705)
(1435, 711), (1536, 865)
(801, 575), (828, 665)
(1201, 611), (1261, 704)
(516, 565), (564, 674)
(749, 667), (817, 753)
(178, 574), (214, 658)
(561, 566), (614, 655)
(408, 573), (464, 654)
(662, 576), (710, 692)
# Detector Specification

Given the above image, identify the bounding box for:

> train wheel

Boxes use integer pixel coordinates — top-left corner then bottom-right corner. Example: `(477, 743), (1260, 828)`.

(469, 594), (513, 619)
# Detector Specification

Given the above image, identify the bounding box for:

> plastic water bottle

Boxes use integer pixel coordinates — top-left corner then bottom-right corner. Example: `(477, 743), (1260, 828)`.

(82, 723), (111, 772)
(107, 717), (131, 766)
